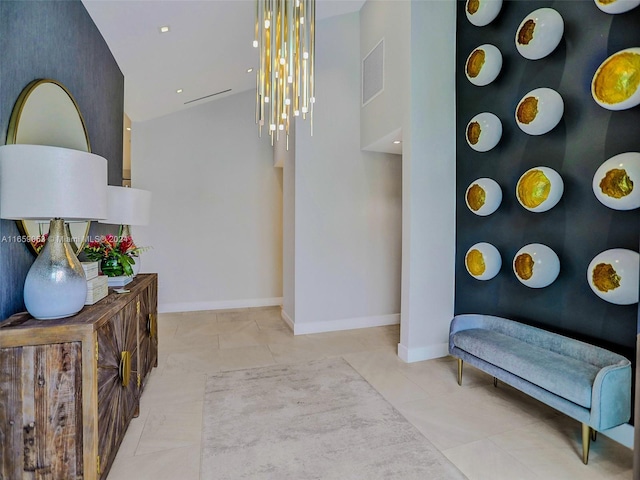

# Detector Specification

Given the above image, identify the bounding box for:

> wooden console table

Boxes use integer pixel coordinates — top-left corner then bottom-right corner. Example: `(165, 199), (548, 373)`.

(0, 273), (158, 480)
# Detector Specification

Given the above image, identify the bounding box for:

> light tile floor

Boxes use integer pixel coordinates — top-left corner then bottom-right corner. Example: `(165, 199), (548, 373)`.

(107, 306), (633, 480)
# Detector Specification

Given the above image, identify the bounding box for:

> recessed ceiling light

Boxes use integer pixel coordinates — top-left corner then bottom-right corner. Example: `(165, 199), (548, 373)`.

(176, 89), (183, 94)
(159, 25), (170, 33)
(247, 68), (254, 73)
(393, 140), (401, 144)
(126, 127), (131, 131)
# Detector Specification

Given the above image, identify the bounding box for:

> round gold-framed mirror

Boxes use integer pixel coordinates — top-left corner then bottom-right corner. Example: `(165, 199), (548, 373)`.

(7, 79), (92, 256)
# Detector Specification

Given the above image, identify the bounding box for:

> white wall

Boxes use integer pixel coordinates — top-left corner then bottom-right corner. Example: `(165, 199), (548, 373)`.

(359, 0), (410, 151)
(281, 124), (296, 325)
(290, 12), (403, 334)
(398, 0), (456, 362)
(131, 90), (283, 312)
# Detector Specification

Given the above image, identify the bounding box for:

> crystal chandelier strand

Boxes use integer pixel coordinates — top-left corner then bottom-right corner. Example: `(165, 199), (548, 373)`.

(302, 0), (309, 118)
(255, 0), (260, 129)
(270, 0), (276, 134)
(293, 0), (301, 117)
(309, 0), (315, 135)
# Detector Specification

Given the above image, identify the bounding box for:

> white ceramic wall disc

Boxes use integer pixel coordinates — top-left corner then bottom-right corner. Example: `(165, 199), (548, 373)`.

(466, 112), (502, 152)
(592, 152), (640, 210)
(465, 243), (502, 280)
(515, 88), (564, 136)
(465, 44), (503, 86)
(465, 178), (502, 216)
(594, 0), (640, 14)
(515, 8), (564, 60)
(516, 166), (564, 213)
(513, 243), (560, 288)
(587, 249), (639, 305)
(465, 0), (503, 27)
(592, 47), (640, 111)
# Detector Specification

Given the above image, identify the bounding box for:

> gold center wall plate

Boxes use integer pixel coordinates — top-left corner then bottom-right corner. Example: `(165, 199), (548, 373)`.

(467, 122), (481, 145)
(466, 249), (486, 276)
(512, 243), (560, 288)
(465, 242), (501, 280)
(467, 0), (480, 15)
(466, 49), (485, 78)
(514, 253), (534, 280)
(592, 263), (621, 292)
(592, 152), (640, 210)
(600, 169), (633, 198)
(591, 48), (640, 111)
(516, 97), (538, 124)
(517, 20), (536, 46)
(587, 249), (639, 304)
(466, 184), (486, 211)
(517, 170), (550, 208)
(516, 166), (564, 213)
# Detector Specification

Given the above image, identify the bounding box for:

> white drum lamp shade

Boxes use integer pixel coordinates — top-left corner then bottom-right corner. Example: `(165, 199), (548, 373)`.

(0, 144), (107, 221)
(99, 186), (152, 226)
(99, 186), (152, 277)
(0, 144), (108, 320)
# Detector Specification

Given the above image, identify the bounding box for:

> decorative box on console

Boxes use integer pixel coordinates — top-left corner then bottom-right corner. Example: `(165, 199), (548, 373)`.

(86, 275), (108, 305)
(81, 261), (99, 280)
(107, 275), (133, 287)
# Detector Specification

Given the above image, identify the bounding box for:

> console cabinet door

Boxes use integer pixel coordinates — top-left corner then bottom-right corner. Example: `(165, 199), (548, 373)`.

(0, 343), (83, 479)
(96, 301), (139, 479)
(138, 279), (158, 387)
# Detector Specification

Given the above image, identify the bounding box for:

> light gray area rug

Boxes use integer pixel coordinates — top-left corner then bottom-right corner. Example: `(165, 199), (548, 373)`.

(201, 358), (468, 480)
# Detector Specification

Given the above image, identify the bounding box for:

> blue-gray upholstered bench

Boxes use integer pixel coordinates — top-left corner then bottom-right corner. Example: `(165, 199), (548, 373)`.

(449, 314), (631, 464)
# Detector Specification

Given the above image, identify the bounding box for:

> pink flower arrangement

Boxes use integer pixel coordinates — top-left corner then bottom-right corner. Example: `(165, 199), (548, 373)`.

(84, 234), (148, 277)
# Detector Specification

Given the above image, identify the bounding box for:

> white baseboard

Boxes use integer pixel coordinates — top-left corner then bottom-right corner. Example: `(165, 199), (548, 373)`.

(159, 297), (283, 314)
(397, 342), (449, 363)
(292, 314), (400, 335)
(281, 309), (294, 332)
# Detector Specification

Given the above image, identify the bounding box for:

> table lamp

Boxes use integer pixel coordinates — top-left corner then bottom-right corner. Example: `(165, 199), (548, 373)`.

(0, 144), (108, 319)
(99, 185), (151, 275)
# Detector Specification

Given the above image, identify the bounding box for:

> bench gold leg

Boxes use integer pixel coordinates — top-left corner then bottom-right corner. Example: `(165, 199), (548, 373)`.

(582, 423), (591, 465)
(457, 358), (463, 386)
(591, 429), (597, 442)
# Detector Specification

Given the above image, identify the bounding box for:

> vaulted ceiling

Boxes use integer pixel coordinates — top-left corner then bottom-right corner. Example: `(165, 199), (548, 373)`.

(82, 0), (366, 122)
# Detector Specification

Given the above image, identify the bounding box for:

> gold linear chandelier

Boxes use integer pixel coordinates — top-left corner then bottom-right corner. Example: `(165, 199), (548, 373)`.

(254, 0), (316, 145)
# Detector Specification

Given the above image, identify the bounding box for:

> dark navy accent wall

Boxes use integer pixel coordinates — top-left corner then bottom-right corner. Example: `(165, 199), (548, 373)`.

(0, 0), (123, 320)
(455, 0), (640, 363)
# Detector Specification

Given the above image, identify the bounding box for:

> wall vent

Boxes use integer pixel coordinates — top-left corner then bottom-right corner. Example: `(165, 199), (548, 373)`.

(362, 38), (384, 106)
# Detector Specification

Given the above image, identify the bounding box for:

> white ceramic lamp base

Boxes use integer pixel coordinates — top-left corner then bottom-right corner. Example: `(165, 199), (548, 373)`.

(24, 219), (87, 320)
